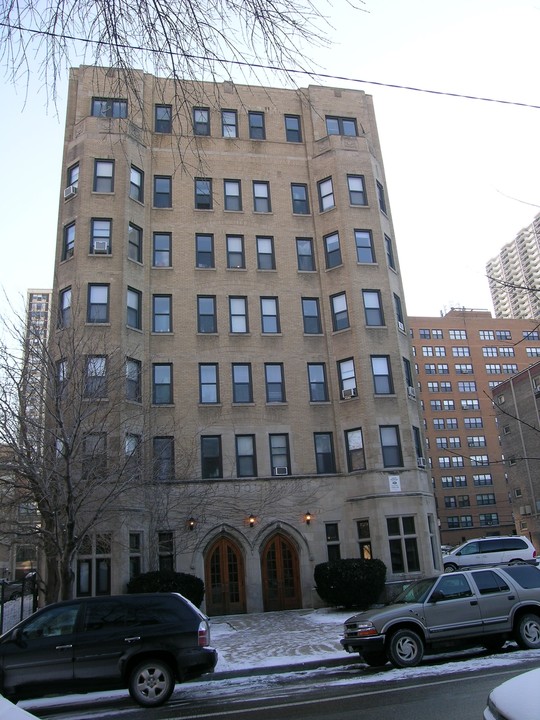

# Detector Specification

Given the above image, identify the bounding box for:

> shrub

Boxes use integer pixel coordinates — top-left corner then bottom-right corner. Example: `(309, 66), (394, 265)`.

(314, 558), (387, 609)
(127, 570), (205, 608)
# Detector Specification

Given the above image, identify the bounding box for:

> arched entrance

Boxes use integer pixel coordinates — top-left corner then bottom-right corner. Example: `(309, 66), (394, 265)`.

(261, 532), (302, 611)
(204, 537), (246, 616)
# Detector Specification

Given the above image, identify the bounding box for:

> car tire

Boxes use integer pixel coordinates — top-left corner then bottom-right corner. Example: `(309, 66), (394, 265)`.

(361, 651), (388, 667)
(443, 563), (458, 573)
(387, 629), (424, 668)
(128, 658), (175, 708)
(515, 613), (540, 649)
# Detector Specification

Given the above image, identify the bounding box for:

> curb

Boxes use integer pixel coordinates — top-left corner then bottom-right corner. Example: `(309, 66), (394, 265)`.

(207, 654), (361, 681)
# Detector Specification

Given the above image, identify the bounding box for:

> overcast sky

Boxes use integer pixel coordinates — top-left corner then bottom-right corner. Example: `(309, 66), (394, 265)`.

(1, 0), (539, 318)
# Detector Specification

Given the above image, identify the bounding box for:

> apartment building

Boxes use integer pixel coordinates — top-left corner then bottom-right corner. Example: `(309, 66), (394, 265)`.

(487, 212), (540, 319)
(409, 308), (540, 547)
(48, 66), (439, 613)
(492, 363), (540, 549)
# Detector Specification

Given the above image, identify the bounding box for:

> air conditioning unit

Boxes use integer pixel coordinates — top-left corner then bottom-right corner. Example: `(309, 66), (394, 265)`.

(407, 386), (416, 400)
(417, 457), (426, 469)
(93, 239), (110, 253)
(341, 387), (357, 399)
(64, 184), (78, 200)
(274, 466), (288, 476)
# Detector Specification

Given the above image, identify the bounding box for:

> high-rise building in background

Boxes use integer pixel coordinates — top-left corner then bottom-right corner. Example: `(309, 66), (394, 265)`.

(410, 308), (540, 547)
(48, 66), (440, 613)
(487, 213), (540, 319)
(23, 289), (52, 437)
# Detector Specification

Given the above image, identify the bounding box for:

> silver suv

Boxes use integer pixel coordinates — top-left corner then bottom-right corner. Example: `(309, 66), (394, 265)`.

(341, 565), (540, 668)
(443, 536), (536, 573)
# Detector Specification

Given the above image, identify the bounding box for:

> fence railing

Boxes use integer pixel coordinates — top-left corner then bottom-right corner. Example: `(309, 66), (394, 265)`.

(0, 573), (39, 634)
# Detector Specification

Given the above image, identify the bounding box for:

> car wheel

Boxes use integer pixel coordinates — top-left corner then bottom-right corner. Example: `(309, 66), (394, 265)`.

(361, 651), (388, 667)
(483, 636), (505, 653)
(387, 629), (424, 668)
(128, 658), (175, 708)
(516, 614), (540, 649)
(508, 559), (525, 565)
(443, 563), (458, 573)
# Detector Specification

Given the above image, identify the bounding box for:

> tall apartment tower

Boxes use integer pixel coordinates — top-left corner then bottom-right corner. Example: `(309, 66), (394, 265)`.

(486, 212), (540, 319)
(409, 309), (540, 547)
(50, 66), (439, 613)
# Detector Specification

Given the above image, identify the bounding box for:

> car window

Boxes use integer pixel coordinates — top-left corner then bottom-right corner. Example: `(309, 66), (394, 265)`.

(471, 570), (510, 594)
(502, 565), (540, 589)
(393, 578), (437, 604)
(22, 605), (79, 639)
(432, 574), (473, 600)
(459, 541), (479, 556)
(82, 600), (134, 631)
(504, 538), (526, 550)
(483, 539), (503, 553)
(133, 596), (196, 625)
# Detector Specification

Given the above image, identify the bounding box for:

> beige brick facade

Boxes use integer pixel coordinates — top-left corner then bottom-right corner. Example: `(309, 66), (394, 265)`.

(51, 66), (439, 613)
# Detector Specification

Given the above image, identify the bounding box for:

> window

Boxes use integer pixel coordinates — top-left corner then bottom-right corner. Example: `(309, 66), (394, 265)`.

(197, 296), (217, 333)
(498, 346), (515, 357)
(232, 363), (253, 403)
(291, 183), (310, 214)
(431, 400), (442, 411)
(346, 428), (365, 471)
(153, 232), (171, 267)
(253, 181), (271, 212)
(93, 160), (114, 192)
(445, 496), (457, 509)
(371, 356), (393, 394)
(326, 523), (341, 562)
(248, 111), (265, 139)
(425, 363), (436, 374)
(357, 519), (372, 559)
(260, 297), (280, 333)
(479, 330), (495, 340)
(155, 104), (172, 133)
(77, 533), (111, 596)
(84, 356), (107, 398)
(91, 97), (127, 117)
(195, 233), (214, 268)
(526, 347), (540, 357)
(226, 235), (245, 268)
(152, 295), (172, 333)
(302, 298), (322, 335)
(376, 181), (387, 213)
(224, 180), (242, 211)
(473, 474), (493, 486)
(443, 399), (455, 410)
(125, 434), (142, 478)
(296, 238), (315, 271)
(129, 532), (142, 579)
(434, 346), (446, 356)
(195, 178), (212, 209)
(285, 114), (302, 142)
(433, 419), (444, 430)
(307, 363), (328, 402)
(455, 363), (473, 374)
(354, 230), (375, 263)
(385, 234), (396, 270)
(403, 357), (414, 388)
(464, 417), (483, 429)
(447, 516), (459, 529)
(502, 364), (518, 374)
(87, 284), (109, 323)
(201, 436), (222, 478)
(126, 358), (141, 402)
(256, 236), (275, 269)
(423, 346), (434, 357)
(157, 531), (174, 570)
(269, 434), (289, 474)
(496, 330), (512, 341)
(229, 296), (248, 333)
(265, 363), (285, 403)
(153, 363), (173, 404)
(62, 222), (75, 260)
(130, 166), (144, 202)
(193, 107), (210, 135)
(331, 293), (349, 331)
(127, 288), (141, 329)
(380, 425), (403, 467)
(324, 232), (342, 268)
(90, 218), (112, 255)
(461, 399), (480, 410)
(458, 381), (477, 392)
(153, 175), (172, 208)
(486, 364), (502, 374)
(318, 177), (335, 211)
(453, 346), (470, 357)
(438, 363), (449, 374)
(471, 455), (489, 466)
(436, 437), (448, 449)
(440, 381), (452, 392)
(387, 516), (420, 573)
(325, 116), (357, 136)
(363, 290), (384, 326)
(221, 110), (238, 137)
(314, 433), (336, 473)
(477, 493), (496, 506)
(67, 163), (79, 190)
(338, 358), (356, 395)
(455, 475), (467, 487)
(394, 293), (405, 331)
(449, 329), (467, 340)
(347, 174), (367, 205)
(82, 433), (107, 479)
(153, 437), (175, 481)
(479, 513), (499, 527)
(57, 358), (68, 396)
(524, 330), (540, 340)
(199, 364), (219, 404)
(234, 434), (258, 479)
(128, 223), (142, 262)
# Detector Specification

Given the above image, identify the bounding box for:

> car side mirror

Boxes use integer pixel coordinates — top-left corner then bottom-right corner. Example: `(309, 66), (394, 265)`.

(429, 590), (444, 603)
(9, 627), (23, 644)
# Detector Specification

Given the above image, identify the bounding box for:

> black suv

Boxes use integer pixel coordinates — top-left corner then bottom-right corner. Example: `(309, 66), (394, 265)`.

(0, 593), (217, 707)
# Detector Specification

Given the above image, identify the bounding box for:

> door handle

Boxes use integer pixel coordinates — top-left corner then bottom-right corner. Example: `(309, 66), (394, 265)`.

(508, 595), (515, 600)
(124, 636), (141, 643)
(56, 644), (73, 650)
(470, 600), (478, 606)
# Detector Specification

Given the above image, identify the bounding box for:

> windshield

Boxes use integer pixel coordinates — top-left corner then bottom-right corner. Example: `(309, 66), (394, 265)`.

(392, 577), (438, 604)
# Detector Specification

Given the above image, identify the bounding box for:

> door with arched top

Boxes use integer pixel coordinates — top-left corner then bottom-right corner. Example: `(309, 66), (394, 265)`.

(204, 537), (246, 616)
(261, 533), (302, 611)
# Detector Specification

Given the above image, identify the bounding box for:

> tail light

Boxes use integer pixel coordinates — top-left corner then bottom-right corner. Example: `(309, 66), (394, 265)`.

(533, 550), (537, 558)
(198, 620), (209, 647)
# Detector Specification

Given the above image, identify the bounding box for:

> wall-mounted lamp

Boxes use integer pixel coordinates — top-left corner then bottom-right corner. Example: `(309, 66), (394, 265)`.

(188, 517), (196, 531)
(305, 511), (312, 526)
(249, 514), (256, 528)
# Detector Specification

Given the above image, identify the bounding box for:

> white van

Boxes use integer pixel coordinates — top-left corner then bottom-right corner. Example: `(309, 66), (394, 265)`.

(443, 536), (537, 572)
